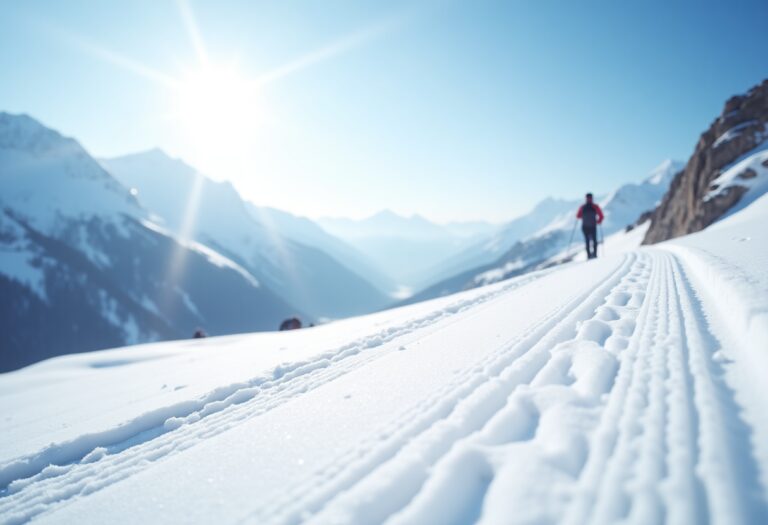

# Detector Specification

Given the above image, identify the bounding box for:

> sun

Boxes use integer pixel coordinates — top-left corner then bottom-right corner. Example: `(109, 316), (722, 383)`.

(172, 63), (263, 174)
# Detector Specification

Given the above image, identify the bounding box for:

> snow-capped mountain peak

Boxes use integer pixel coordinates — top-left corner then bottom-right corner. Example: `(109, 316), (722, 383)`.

(0, 113), (141, 233)
(0, 112), (73, 154)
(644, 158), (685, 186)
(102, 149), (390, 319)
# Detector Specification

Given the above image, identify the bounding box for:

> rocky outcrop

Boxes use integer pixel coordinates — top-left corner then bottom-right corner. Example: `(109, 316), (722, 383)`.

(643, 79), (768, 244)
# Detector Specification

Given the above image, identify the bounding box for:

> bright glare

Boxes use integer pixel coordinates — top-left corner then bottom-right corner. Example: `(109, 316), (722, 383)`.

(172, 64), (262, 175)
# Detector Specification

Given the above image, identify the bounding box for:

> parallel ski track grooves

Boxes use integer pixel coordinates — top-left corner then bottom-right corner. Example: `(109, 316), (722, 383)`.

(0, 267), (553, 523)
(563, 249), (700, 523)
(247, 253), (640, 524)
(563, 250), (766, 525)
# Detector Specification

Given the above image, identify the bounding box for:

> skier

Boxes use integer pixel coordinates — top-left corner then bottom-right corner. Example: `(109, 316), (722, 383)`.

(192, 328), (207, 338)
(576, 193), (604, 259)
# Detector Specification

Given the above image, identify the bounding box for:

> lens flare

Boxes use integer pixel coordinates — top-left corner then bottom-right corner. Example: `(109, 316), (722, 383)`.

(172, 64), (262, 176)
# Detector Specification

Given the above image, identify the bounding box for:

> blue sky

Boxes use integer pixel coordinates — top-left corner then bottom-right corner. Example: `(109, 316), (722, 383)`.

(1, 1), (766, 222)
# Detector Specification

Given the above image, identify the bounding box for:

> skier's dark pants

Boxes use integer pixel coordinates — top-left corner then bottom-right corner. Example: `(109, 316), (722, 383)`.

(582, 225), (598, 259)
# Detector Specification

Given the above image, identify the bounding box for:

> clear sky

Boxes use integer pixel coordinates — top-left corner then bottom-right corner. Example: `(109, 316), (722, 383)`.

(1, 1), (767, 223)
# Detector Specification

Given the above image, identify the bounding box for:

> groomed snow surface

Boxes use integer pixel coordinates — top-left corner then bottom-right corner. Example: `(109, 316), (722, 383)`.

(2, 197), (768, 524)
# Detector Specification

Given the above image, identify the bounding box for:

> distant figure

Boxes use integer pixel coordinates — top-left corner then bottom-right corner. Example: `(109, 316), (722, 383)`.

(279, 317), (302, 331)
(193, 328), (207, 339)
(576, 193), (604, 259)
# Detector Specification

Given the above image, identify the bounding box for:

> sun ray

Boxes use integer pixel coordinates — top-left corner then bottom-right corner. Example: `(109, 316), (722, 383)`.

(54, 28), (177, 88)
(176, 0), (209, 66)
(255, 17), (404, 86)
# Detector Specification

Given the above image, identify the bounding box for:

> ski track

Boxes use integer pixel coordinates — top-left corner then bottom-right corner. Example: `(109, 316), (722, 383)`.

(0, 268), (553, 524)
(256, 250), (765, 525)
(1, 250), (765, 524)
(251, 253), (638, 525)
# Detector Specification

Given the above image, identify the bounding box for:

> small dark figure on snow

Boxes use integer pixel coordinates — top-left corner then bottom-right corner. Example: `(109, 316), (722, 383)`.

(576, 193), (604, 259)
(279, 317), (302, 331)
(192, 328), (207, 339)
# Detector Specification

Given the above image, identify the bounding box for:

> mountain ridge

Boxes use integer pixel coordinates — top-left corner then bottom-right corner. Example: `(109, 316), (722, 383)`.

(101, 149), (391, 319)
(0, 113), (303, 371)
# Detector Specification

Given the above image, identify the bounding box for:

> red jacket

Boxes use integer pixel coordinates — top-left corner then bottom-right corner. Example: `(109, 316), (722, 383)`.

(576, 203), (604, 225)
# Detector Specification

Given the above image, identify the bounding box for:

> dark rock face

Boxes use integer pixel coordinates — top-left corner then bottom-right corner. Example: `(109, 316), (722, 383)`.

(626, 209), (655, 232)
(738, 168), (757, 180)
(643, 79), (768, 244)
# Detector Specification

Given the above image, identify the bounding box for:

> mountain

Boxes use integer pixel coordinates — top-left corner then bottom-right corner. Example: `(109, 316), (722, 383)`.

(318, 211), (494, 288)
(402, 160), (682, 304)
(424, 197), (581, 286)
(101, 150), (390, 319)
(0, 113), (299, 372)
(243, 204), (397, 295)
(441, 220), (499, 239)
(645, 79), (768, 243)
(320, 210), (457, 241)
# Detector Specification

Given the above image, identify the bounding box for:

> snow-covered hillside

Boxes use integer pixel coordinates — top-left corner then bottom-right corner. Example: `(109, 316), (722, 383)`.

(1, 179), (766, 524)
(244, 204), (397, 295)
(102, 150), (390, 318)
(0, 113), (300, 372)
(427, 197), (581, 284)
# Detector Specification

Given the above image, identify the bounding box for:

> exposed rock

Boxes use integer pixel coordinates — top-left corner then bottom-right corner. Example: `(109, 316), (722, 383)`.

(625, 209), (655, 232)
(738, 168), (758, 180)
(643, 79), (768, 244)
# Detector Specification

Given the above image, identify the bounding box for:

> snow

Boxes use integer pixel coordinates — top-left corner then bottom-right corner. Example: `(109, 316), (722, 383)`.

(0, 247), (47, 300)
(175, 286), (203, 320)
(711, 120), (761, 149)
(705, 137), (768, 217)
(562, 221), (650, 264)
(139, 218), (261, 288)
(0, 114), (141, 234)
(0, 187), (767, 523)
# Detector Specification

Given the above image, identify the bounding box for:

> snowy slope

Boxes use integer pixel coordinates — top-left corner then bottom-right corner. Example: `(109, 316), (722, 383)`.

(597, 158), (682, 234)
(428, 197), (580, 284)
(1, 189), (766, 524)
(244, 204), (397, 295)
(408, 160), (683, 301)
(422, 160), (682, 291)
(102, 150), (390, 318)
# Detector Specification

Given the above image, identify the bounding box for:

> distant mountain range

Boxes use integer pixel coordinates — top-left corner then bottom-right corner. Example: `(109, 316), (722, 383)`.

(318, 211), (497, 288)
(102, 150), (390, 319)
(400, 159), (684, 305)
(0, 114), (299, 371)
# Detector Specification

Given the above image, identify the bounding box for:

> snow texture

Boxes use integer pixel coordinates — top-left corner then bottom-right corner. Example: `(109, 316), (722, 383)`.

(1, 194), (767, 524)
